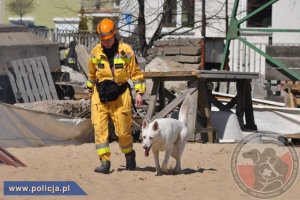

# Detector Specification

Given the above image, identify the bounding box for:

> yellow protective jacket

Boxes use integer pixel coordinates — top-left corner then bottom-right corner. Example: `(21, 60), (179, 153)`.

(87, 41), (145, 104)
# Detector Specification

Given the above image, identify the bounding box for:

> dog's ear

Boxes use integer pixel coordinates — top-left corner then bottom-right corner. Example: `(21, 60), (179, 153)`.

(142, 119), (148, 129)
(152, 121), (159, 131)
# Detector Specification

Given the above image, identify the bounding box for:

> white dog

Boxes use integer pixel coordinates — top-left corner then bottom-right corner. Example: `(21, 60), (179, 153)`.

(141, 94), (191, 175)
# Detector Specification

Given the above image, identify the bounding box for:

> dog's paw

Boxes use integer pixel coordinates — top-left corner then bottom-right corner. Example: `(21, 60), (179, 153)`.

(161, 167), (169, 175)
(155, 169), (162, 176)
(155, 171), (162, 176)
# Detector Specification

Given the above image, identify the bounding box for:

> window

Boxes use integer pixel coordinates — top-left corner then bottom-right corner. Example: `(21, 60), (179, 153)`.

(163, 0), (177, 27)
(247, 0), (272, 27)
(163, 0), (195, 28)
(182, 0), (195, 27)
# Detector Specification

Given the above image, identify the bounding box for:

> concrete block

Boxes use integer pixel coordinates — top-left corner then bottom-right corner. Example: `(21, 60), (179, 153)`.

(178, 38), (201, 46)
(164, 47), (181, 55)
(180, 46), (201, 55)
(153, 40), (169, 47)
(0, 30), (60, 75)
(147, 47), (164, 56)
(183, 63), (200, 70)
(177, 55), (201, 63)
(157, 56), (181, 63)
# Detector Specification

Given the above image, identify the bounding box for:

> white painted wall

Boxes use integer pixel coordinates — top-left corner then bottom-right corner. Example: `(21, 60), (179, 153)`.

(119, 0), (299, 43)
(53, 17), (80, 31)
(272, 0), (300, 44)
(118, 0), (299, 74)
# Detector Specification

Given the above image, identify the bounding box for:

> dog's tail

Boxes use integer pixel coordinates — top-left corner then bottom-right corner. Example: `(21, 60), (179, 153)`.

(178, 92), (192, 126)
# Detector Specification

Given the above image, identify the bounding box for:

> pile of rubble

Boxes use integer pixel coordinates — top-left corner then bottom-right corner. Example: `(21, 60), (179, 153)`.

(14, 99), (90, 117)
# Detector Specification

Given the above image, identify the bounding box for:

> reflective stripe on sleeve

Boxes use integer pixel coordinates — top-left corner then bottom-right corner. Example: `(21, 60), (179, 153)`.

(133, 80), (146, 93)
(86, 79), (95, 89)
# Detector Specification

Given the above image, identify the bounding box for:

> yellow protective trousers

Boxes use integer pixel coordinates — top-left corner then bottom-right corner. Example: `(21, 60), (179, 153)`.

(91, 87), (133, 160)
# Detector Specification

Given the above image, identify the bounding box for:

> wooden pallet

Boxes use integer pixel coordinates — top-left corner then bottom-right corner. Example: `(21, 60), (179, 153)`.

(7, 56), (58, 103)
(0, 146), (26, 168)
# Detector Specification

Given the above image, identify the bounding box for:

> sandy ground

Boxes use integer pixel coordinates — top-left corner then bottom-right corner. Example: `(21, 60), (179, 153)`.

(1, 142), (300, 200)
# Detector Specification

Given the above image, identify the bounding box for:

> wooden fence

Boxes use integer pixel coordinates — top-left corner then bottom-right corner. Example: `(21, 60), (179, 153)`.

(29, 29), (139, 52)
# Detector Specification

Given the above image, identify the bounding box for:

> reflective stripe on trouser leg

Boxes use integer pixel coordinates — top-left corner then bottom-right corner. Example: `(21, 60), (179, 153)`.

(96, 143), (110, 159)
(110, 90), (133, 154)
(91, 103), (111, 159)
(120, 144), (133, 154)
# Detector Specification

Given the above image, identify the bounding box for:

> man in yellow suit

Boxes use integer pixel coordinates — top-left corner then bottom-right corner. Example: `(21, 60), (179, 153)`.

(86, 18), (145, 174)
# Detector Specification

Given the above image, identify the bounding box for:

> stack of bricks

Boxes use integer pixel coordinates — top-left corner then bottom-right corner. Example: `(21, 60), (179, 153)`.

(147, 38), (202, 70)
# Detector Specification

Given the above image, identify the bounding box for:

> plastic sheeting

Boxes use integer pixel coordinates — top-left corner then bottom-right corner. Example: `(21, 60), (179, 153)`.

(253, 105), (300, 134)
(0, 103), (94, 148)
(211, 105), (300, 142)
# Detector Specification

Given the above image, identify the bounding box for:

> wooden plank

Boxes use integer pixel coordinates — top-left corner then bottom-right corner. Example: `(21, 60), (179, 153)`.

(0, 146), (26, 167)
(23, 58), (41, 101)
(285, 133), (300, 139)
(208, 91), (232, 112)
(11, 60), (29, 103)
(187, 82), (199, 142)
(143, 71), (259, 81)
(244, 81), (257, 130)
(152, 87), (197, 120)
(6, 68), (22, 103)
(164, 88), (176, 102)
(17, 59), (35, 102)
(266, 46), (300, 57)
(236, 80), (246, 129)
(158, 82), (165, 111)
(35, 57), (52, 100)
(75, 44), (89, 78)
(40, 56), (58, 100)
(265, 66), (300, 81)
(29, 57), (47, 100)
(146, 81), (160, 120)
(197, 80), (214, 143)
(143, 71), (197, 78)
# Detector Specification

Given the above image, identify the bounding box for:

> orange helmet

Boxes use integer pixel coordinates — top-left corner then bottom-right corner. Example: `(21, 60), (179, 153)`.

(96, 18), (116, 40)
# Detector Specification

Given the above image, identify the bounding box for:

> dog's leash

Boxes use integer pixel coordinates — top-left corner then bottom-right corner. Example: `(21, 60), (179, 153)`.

(133, 105), (151, 123)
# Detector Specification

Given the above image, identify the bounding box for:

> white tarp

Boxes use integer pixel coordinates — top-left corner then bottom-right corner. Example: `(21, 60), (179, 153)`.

(253, 105), (300, 134)
(210, 105), (300, 142)
(0, 103), (94, 148)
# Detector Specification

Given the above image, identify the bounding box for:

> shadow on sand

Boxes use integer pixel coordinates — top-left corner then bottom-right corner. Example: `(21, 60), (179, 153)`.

(117, 166), (217, 175)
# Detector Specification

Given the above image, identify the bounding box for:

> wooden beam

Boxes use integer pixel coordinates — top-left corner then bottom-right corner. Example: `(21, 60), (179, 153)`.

(41, 56), (58, 100)
(23, 58), (41, 101)
(164, 88), (176, 102)
(11, 60), (29, 103)
(146, 81), (160, 120)
(35, 57), (53, 100)
(29, 57), (47, 100)
(152, 87), (197, 120)
(17, 59), (35, 102)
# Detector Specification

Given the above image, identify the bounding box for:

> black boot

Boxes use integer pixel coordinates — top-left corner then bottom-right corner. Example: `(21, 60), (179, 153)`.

(94, 160), (111, 174)
(125, 150), (136, 170)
